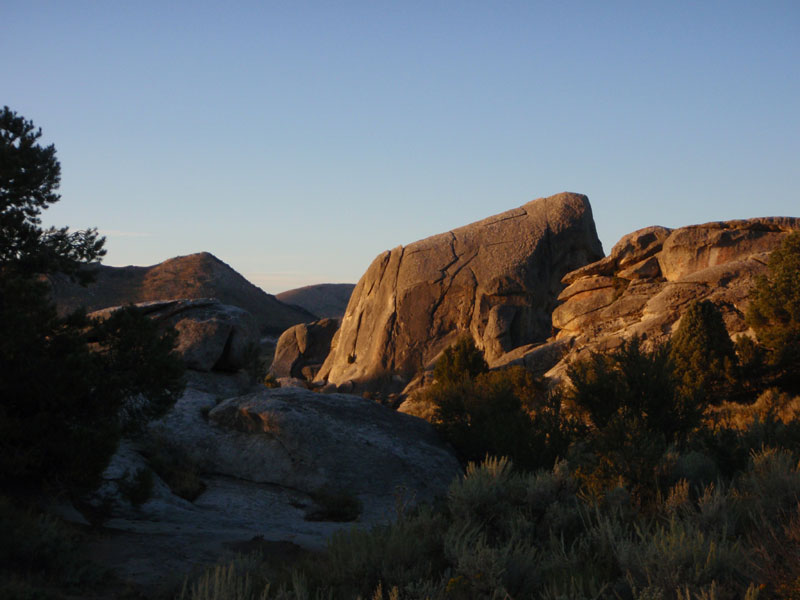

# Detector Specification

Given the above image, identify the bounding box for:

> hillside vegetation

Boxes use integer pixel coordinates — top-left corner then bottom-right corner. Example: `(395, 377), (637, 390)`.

(174, 233), (800, 599)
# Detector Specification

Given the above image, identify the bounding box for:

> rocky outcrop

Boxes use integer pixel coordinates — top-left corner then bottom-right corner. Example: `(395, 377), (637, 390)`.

(198, 388), (461, 498)
(315, 192), (604, 393)
(277, 283), (356, 319)
(100, 381), (460, 517)
(270, 318), (340, 380)
(87, 376), (461, 592)
(543, 217), (800, 379)
(90, 299), (259, 371)
(48, 252), (315, 335)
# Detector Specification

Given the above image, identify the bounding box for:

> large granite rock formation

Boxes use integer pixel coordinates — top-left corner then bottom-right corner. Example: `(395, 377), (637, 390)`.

(541, 217), (800, 379)
(48, 252), (315, 335)
(270, 318), (340, 380)
(90, 298), (259, 372)
(277, 283), (356, 319)
(87, 377), (461, 592)
(315, 192), (604, 392)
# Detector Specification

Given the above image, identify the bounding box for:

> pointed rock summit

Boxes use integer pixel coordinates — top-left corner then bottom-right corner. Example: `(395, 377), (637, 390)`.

(315, 192), (604, 392)
(47, 252), (314, 335)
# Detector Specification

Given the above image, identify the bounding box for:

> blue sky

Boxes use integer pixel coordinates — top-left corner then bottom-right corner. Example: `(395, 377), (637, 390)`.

(3, 1), (798, 293)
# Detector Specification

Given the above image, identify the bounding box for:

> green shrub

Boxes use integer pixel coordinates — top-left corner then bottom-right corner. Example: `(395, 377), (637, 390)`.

(670, 300), (736, 404)
(747, 230), (800, 392)
(429, 373), (540, 470)
(427, 339), (571, 472)
(433, 336), (488, 385)
(567, 337), (701, 498)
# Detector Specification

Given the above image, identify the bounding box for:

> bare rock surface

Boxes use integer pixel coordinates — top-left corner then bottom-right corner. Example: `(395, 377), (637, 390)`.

(270, 318), (340, 380)
(315, 192), (603, 393)
(277, 283), (356, 319)
(48, 251), (315, 335)
(87, 376), (460, 593)
(90, 298), (259, 371)
(547, 217), (800, 380)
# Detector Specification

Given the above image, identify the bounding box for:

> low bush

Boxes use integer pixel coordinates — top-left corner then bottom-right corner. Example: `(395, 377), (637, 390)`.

(0, 496), (104, 598)
(178, 452), (800, 598)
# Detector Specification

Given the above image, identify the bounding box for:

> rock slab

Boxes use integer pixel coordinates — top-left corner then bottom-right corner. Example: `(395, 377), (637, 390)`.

(90, 298), (259, 372)
(315, 192), (603, 392)
(545, 217), (800, 379)
(270, 318), (340, 380)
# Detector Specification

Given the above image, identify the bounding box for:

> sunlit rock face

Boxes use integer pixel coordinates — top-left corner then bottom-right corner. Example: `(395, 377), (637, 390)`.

(315, 192), (604, 393)
(543, 217), (800, 380)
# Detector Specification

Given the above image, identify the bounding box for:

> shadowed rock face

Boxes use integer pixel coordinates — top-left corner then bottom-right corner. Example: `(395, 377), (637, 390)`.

(90, 298), (259, 372)
(270, 318), (340, 380)
(48, 252), (315, 335)
(541, 217), (800, 380)
(315, 192), (604, 392)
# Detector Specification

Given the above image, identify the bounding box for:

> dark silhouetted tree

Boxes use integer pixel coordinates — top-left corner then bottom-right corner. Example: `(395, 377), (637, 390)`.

(0, 107), (184, 496)
(670, 300), (736, 403)
(747, 231), (800, 391)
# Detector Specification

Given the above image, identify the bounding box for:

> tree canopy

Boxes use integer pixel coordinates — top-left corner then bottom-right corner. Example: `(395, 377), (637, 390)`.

(747, 231), (800, 390)
(0, 106), (105, 279)
(0, 107), (184, 496)
(669, 299), (736, 403)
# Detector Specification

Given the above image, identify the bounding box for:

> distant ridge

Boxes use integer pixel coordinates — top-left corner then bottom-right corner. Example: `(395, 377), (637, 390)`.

(48, 252), (316, 335)
(277, 283), (356, 319)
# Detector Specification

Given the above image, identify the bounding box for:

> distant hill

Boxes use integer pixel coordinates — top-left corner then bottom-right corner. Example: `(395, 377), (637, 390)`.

(277, 283), (356, 319)
(47, 252), (316, 335)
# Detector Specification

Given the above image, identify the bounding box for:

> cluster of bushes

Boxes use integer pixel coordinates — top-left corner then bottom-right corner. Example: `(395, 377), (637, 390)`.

(180, 450), (800, 599)
(177, 231), (800, 598)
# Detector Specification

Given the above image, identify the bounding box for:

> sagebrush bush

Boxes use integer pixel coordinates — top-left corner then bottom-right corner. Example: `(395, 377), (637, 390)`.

(176, 451), (800, 598)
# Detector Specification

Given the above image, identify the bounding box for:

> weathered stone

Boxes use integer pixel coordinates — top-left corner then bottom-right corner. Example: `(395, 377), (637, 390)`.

(270, 318), (340, 380)
(557, 275), (618, 302)
(49, 252), (315, 335)
(658, 219), (795, 281)
(147, 386), (462, 502)
(552, 280), (624, 333)
(90, 299), (259, 372)
(548, 217), (800, 379)
(315, 192), (603, 392)
(617, 255), (662, 280)
(612, 226), (673, 269)
(561, 226), (672, 284)
(490, 338), (573, 373)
